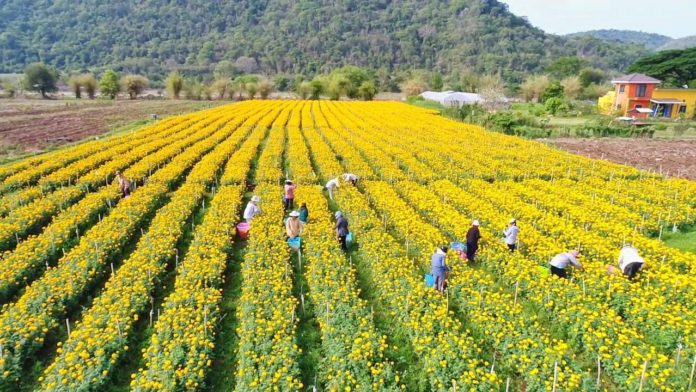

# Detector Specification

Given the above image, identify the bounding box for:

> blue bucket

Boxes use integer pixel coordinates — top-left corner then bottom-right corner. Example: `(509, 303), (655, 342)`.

(424, 273), (435, 288)
(287, 237), (301, 250)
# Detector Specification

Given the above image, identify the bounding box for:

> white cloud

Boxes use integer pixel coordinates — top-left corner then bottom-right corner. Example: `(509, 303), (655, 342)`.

(501, 0), (695, 38)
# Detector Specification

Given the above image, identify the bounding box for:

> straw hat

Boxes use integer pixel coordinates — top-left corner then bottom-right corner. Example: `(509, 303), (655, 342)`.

(472, 220), (480, 226)
(289, 211), (300, 217)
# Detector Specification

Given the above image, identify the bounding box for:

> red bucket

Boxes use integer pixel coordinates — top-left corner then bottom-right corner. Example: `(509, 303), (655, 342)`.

(236, 222), (250, 239)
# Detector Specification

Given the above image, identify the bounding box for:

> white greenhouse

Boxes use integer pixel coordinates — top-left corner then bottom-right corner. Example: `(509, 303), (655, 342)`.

(420, 91), (484, 107)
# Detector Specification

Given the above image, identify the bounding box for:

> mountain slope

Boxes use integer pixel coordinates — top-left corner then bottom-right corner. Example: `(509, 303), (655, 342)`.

(0, 0), (647, 80)
(567, 29), (672, 49)
(658, 35), (696, 51)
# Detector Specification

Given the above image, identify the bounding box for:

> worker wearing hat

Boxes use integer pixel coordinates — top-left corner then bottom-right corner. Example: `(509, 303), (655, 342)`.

(285, 210), (304, 239)
(549, 250), (583, 279)
(284, 180), (296, 211)
(466, 220), (481, 262)
(243, 195), (261, 223)
(334, 211), (349, 250)
(503, 218), (519, 252)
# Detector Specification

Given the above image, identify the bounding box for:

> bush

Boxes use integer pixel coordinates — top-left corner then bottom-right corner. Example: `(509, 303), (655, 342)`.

(485, 110), (548, 138)
(544, 97), (569, 115)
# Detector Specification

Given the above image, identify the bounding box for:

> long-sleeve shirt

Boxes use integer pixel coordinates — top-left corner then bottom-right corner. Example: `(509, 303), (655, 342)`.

(343, 173), (358, 182)
(298, 206), (308, 223)
(503, 225), (519, 245)
(284, 184), (296, 199)
(117, 176), (131, 192)
(466, 226), (481, 246)
(335, 216), (349, 236)
(243, 202), (260, 221)
(285, 218), (304, 238)
(431, 249), (448, 276)
(618, 246), (644, 272)
(549, 252), (582, 269)
(326, 179), (339, 190)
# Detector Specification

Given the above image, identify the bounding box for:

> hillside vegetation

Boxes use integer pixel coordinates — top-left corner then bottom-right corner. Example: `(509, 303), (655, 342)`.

(567, 29), (673, 49)
(0, 0), (648, 81)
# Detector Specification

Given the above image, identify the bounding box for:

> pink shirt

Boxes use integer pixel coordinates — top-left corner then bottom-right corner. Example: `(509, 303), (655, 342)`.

(284, 184), (296, 199)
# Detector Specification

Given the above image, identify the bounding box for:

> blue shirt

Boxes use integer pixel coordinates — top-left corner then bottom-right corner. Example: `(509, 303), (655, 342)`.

(431, 252), (448, 276)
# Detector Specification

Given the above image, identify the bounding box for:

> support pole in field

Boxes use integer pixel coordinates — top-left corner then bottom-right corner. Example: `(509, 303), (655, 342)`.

(66, 318), (71, 337)
(597, 356), (601, 389)
(552, 361), (558, 392)
(513, 281), (519, 306)
(676, 341), (682, 367)
(505, 377), (510, 392)
(638, 360), (648, 392)
(688, 355), (696, 390)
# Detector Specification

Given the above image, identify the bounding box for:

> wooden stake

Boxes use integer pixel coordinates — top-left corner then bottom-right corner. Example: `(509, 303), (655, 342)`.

(552, 361), (558, 392)
(513, 281), (519, 306)
(66, 318), (71, 336)
(688, 355), (696, 391)
(638, 360), (648, 392)
(597, 356), (601, 389)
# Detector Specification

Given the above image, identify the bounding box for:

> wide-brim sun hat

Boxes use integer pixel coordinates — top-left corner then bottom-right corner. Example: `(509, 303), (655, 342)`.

(335, 211), (342, 218)
(251, 196), (260, 202)
(289, 211), (300, 217)
(509, 218), (516, 224)
(473, 220), (480, 226)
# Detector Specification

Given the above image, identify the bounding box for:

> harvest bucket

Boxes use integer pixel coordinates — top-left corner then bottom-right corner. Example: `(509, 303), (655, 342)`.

(287, 237), (301, 250)
(424, 273), (435, 288)
(236, 222), (250, 239)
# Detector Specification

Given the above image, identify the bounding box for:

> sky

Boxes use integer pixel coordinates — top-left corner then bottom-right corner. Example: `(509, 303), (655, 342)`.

(501, 0), (695, 38)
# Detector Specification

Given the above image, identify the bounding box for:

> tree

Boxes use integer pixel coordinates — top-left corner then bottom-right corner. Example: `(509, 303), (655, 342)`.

(68, 75), (82, 99)
(81, 74), (97, 99)
(214, 60), (237, 79)
(519, 75), (550, 102)
(309, 77), (326, 100)
(542, 81), (565, 103)
(24, 63), (58, 98)
(165, 71), (184, 99)
(400, 78), (428, 97)
(297, 81), (312, 99)
(197, 42), (215, 65)
(545, 56), (588, 80)
(121, 74), (149, 100)
(627, 47), (696, 87)
(478, 74), (507, 112)
(257, 81), (274, 99)
(358, 81), (377, 101)
(273, 74), (291, 92)
(235, 56), (258, 74)
(430, 73), (444, 91)
(327, 74), (350, 100)
(211, 79), (229, 99)
(579, 68), (605, 87)
(544, 97), (569, 115)
(1, 78), (16, 98)
(597, 91), (616, 115)
(561, 76), (582, 100)
(246, 82), (258, 99)
(184, 79), (203, 100)
(99, 70), (120, 99)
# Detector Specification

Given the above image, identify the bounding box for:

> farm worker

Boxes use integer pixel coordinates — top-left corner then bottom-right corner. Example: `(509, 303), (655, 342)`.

(431, 246), (450, 292)
(298, 203), (309, 223)
(243, 195), (261, 223)
(342, 173), (358, 186)
(466, 220), (481, 262)
(549, 250), (583, 279)
(326, 177), (340, 200)
(503, 218), (519, 252)
(334, 211), (349, 250)
(284, 180), (296, 211)
(115, 171), (131, 198)
(618, 245), (645, 279)
(285, 211), (304, 239)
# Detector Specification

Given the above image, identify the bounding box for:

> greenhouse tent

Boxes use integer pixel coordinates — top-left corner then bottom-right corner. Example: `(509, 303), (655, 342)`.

(420, 91), (484, 107)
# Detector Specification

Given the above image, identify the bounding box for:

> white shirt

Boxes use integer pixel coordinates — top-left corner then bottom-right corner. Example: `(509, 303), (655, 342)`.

(326, 179), (339, 190)
(243, 201), (260, 221)
(503, 225), (519, 245)
(618, 246), (644, 273)
(343, 173), (358, 181)
(549, 252), (582, 269)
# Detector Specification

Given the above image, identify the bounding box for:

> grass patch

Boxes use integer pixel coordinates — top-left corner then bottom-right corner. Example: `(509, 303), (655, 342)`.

(661, 227), (696, 253)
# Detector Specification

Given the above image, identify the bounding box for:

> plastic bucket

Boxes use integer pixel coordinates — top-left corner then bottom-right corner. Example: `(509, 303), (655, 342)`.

(288, 237), (301, 250)
(424, 274), (435, 288)
(236, 222), (250, 240)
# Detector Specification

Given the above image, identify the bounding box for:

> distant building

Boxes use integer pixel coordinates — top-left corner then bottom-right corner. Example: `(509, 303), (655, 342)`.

(610, 73), (696, 119)
(420, 91), (484, 107)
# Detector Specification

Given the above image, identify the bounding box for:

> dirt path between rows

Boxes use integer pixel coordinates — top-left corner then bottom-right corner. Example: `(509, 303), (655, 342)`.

(546, 138), (696, 181)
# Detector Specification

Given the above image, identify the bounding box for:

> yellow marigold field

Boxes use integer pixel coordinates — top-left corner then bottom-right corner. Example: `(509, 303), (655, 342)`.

(0, 100), (693, 391)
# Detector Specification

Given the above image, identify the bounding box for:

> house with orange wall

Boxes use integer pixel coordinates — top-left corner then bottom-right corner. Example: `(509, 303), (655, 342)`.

(611, 73), (661, 118)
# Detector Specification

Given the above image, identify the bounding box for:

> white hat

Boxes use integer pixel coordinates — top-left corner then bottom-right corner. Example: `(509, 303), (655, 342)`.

(509, 218), (516, 224)
(335, 211), (342, 219)
(251, 195), (260, 202)
(289, 211), (300, 217)
(472, 220), (480, 226)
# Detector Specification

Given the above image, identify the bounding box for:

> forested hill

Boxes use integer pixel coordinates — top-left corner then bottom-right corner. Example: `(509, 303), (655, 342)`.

(567, 29), (673, 50)
(0, 0), (647, 80)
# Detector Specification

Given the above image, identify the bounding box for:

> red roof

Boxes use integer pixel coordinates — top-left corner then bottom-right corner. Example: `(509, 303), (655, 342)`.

(611, 73), (661, 84)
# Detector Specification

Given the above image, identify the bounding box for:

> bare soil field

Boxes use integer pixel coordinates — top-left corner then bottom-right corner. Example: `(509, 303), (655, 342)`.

(547, 138), (696, 181)
(0, 99), (225, 160)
